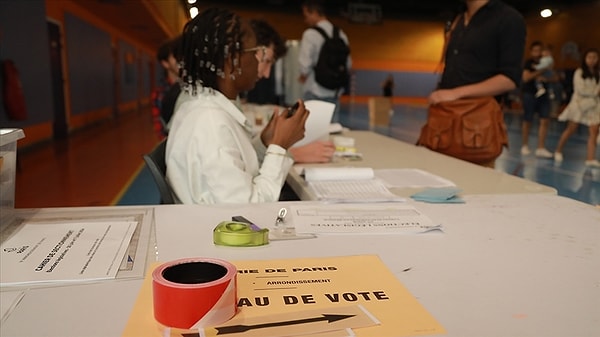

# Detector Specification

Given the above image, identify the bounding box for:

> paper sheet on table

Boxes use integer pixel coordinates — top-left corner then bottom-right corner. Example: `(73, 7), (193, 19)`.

(123, 255), (446, 337)
(289, 203), (441, 234)
(292, 100), (335, 147)
(0, 221), (137, 286)
(374, 168), (456, 188)
(304, 167), (403, 203)
(1, 291), (25, 323)
(305, 167), (374, 181)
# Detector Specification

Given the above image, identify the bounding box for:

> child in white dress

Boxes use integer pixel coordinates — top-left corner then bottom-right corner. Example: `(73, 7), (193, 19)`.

(554, 48), (600, 167)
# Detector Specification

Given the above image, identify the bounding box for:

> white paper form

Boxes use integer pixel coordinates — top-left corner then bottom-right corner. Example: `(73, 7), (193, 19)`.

(304, 167), (404, 203)
(374, 168), (456, 188)
(0, 221), (137, 286)
(292, 100), (335, 147)
(289, 203), (441, 234)
(0, 291), (25, 323)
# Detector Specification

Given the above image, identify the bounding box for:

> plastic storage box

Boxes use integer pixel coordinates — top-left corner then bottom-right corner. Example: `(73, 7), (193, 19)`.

(0, 128), (25, 226)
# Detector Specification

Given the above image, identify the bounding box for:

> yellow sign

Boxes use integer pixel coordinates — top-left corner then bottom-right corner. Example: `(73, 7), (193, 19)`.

(122, 255), (445, 336)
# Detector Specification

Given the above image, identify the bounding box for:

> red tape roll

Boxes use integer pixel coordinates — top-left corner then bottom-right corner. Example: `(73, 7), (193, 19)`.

(152, 258), (237, 329)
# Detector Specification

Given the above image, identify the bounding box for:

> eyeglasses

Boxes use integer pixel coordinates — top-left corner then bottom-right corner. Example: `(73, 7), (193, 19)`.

(243, 45), (273, 64)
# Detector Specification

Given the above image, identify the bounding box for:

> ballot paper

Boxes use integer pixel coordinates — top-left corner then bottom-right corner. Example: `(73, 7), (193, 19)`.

(289, 203), (441, 235)
(292, 100), (335, 147)
(0, 221), (137, 286)
(304, 167), (404, 203)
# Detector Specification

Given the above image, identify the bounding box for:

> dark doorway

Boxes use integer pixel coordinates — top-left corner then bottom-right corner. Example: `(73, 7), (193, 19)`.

(47, 21), (68, 139)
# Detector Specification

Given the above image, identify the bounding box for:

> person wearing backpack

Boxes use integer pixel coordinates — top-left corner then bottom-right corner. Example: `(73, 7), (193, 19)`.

(298, 0), (351, 123)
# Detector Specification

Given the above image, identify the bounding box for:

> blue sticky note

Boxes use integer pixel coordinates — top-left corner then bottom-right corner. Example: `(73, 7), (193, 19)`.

(410, 187), (465, 203)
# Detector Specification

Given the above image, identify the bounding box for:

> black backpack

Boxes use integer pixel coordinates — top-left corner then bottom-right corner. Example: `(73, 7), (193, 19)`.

(311, 26), (350, 90)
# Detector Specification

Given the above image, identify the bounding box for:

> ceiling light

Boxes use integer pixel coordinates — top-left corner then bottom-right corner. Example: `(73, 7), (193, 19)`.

(540, 8), (553, 18)
(189, 6), (199, 18)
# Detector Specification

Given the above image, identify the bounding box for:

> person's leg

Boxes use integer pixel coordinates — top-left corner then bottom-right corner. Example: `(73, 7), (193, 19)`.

(521, 121), (531, 154)
(521, 93), (535, 155)
(535, 96), (553, 158)
(554, 121), (578, 161)
(537, 118), (550, 149)
(586, 124), (599, 164)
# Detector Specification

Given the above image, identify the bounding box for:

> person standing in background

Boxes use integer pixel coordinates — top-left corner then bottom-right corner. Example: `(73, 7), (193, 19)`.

(382, 73), (394, 97)
(298, 0), (351, 123)
(521, 41), (553, 158)
(427, 0), (526, 167)
(554, 48), (600, 167)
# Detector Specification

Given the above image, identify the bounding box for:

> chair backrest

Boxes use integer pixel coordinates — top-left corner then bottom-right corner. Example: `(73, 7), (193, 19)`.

(143, 139), (176, 204)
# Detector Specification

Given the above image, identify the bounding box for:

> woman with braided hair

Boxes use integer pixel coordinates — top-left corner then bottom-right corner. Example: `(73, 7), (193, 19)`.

(166, 8), (309, 204)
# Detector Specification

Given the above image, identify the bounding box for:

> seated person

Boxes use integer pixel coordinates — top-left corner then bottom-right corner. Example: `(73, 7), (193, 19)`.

(248, 19), (335, 164)
(166, 8), (309, 204)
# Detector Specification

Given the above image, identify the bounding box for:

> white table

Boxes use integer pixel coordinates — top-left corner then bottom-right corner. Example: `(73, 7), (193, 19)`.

(287, 130), (556, 200)
(2, 193), (599, 337)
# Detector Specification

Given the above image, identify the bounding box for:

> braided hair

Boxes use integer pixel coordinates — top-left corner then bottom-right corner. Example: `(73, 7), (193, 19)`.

(180, 8), (245, 94)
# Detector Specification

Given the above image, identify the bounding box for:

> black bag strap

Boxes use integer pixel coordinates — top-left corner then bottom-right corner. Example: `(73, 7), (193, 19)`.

(437, 14), (462, 72)
(311, 26), (330, 40)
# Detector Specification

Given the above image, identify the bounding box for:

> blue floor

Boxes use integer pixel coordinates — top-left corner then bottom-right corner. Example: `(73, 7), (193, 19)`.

(117, 102), (600, 206)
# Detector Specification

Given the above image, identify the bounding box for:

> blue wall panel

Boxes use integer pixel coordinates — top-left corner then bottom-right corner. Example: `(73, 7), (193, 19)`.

(0, 0), (54, 127)
(353, 70), (439, 97)
(141, 53), (152, 97)
(119, 40), (138, 102)
(65, 14), (113, 115)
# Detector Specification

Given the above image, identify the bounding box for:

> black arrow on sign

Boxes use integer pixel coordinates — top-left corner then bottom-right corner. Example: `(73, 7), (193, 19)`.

(211, 313), (355, 335)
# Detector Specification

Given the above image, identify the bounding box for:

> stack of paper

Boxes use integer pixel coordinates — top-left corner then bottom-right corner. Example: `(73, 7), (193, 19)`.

(292, 100), (336, 147)
(304, 167), (404, 203)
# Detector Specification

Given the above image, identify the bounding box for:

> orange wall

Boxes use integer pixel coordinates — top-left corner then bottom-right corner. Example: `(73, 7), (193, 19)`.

(203, 3), (599, 72)
(200, 6), (444, 72)
(525, 3), (600, 69)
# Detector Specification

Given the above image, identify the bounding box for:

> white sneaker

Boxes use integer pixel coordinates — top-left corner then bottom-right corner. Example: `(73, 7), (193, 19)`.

(585, 159), (600, 167)
(535, 148), (553, 158)
(521, 145), (531, 156)
(554, 152), (563, 162)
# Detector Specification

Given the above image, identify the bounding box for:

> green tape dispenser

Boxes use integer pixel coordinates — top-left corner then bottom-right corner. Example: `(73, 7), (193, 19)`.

(213, 217), (269, 247)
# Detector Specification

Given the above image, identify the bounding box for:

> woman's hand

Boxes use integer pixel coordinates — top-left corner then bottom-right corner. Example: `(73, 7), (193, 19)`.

(261, 100), (309, 150)
(289, 140), (336, 163)
(428, 89), (460, 105)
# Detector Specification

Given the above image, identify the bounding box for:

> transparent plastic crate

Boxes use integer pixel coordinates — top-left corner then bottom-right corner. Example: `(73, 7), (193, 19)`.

(0, 128), (25, 226)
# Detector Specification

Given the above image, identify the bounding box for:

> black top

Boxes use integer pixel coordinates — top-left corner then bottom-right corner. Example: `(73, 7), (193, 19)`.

(521, 59), (539, 94)
(383, 82), (393, 97)
(161, 83), (181, 126)
(439, 0), (526, 90)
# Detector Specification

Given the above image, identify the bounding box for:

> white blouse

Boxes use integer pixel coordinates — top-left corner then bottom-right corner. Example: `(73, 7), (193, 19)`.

(166, 89), (293, 204)
(558, 68), (600, 126)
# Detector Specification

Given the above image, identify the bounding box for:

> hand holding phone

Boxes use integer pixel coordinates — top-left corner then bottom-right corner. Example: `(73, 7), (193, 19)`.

(286, 102), (300, 118)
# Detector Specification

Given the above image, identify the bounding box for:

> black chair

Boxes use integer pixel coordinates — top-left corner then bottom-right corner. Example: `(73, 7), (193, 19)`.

(143, 139), (176, 204)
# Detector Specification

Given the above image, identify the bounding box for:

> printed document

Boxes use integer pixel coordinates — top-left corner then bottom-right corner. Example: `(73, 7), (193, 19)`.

(0, 221), (137, 286)
(123, 255), (446, 337)
(304, 167), (404, 203)
(289, 203), (440, 234)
